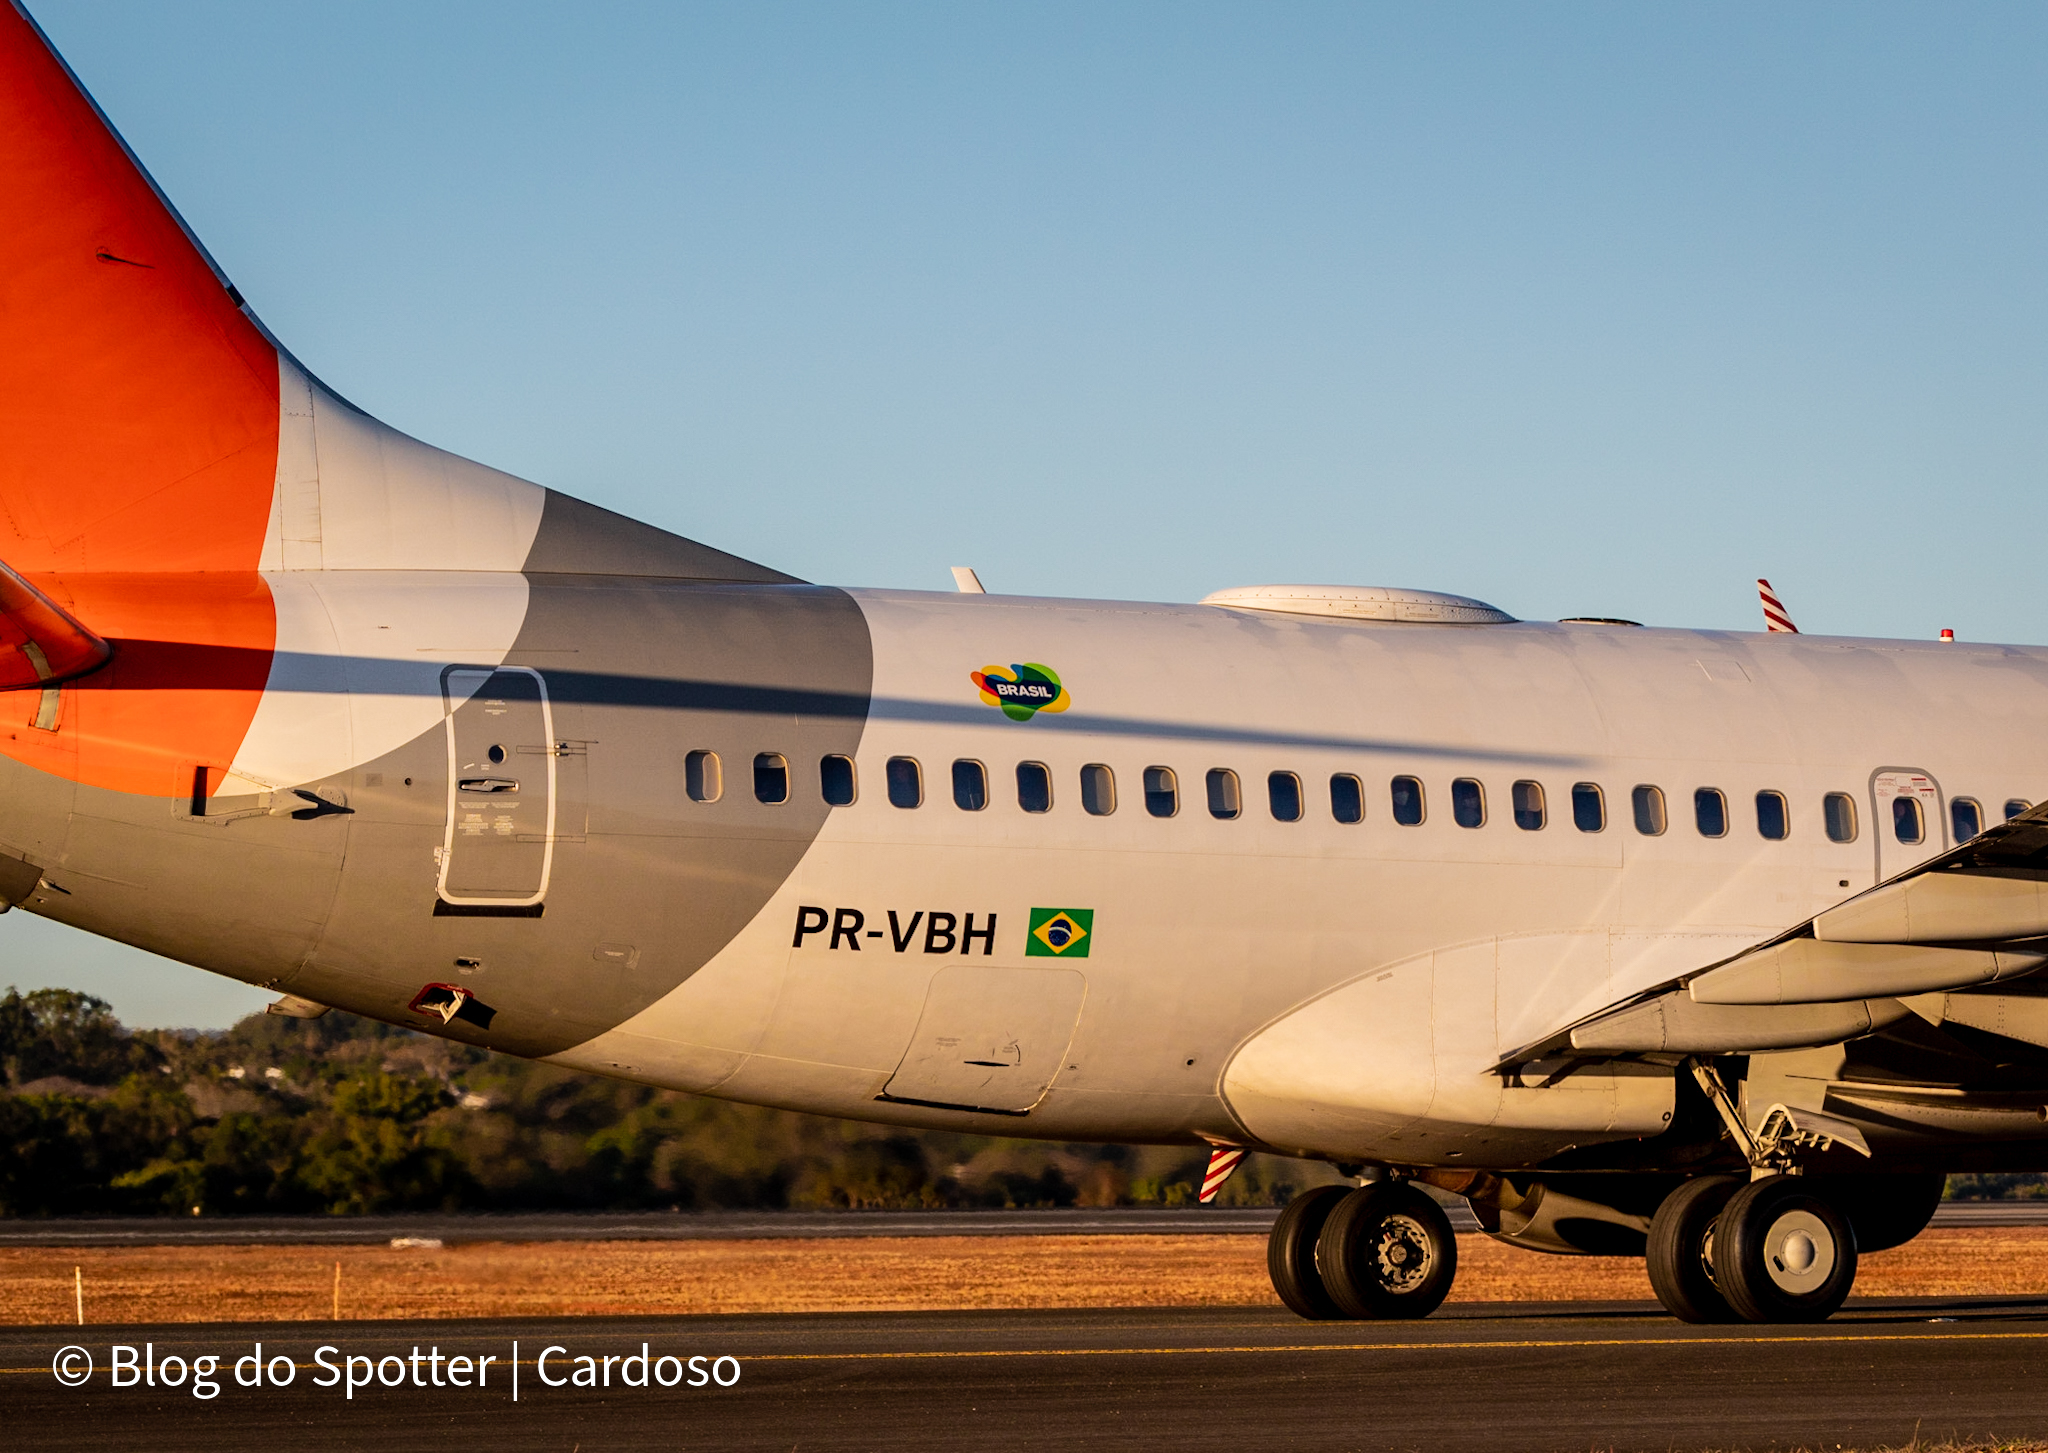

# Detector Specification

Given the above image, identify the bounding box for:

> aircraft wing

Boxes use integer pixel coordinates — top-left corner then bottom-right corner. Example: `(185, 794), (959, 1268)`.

(1498, 802), (2048, 1072)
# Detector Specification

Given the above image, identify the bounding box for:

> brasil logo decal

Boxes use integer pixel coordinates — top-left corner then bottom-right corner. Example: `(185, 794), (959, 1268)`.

(1027, 907), (1093, 958)
(971, 662), (1071, 722)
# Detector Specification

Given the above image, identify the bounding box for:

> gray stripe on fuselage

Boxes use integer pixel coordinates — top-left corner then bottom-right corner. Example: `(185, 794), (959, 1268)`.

(288, 495), (872, 1056)
(517, 490), (800, 584)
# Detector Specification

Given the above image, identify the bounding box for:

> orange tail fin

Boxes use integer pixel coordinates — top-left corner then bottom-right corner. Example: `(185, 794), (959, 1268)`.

(0, 1), (279, 575)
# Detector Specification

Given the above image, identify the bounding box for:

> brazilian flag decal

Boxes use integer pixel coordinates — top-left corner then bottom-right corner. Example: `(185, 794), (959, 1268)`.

(1027, 907), (1093, 958)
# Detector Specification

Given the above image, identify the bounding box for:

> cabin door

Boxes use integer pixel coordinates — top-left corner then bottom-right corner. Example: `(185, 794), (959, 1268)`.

(1871, 768), (1945, 884)
(438, 666), (556, 908)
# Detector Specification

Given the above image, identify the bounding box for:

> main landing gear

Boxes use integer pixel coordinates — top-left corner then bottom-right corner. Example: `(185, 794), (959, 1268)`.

(1646, 1173), (1858, 1324)
(1268, 1181), (1459, 1320)
(1268, 1170), (1877, 1325)
(1641, 1059), (1890, 1324)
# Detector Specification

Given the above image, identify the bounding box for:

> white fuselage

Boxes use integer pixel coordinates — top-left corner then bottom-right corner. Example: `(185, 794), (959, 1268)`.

(551, 592), (2048, 1170)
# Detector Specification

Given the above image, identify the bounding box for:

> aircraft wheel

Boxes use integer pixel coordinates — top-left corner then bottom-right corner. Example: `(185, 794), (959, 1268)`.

(1316, 1183), (1458, 1320)
(1716, 1175), (1858, 1324)
(1645, 1174), (1743, 1323)
(1267, 1185), (1352, 1319)
(1806, 1171), (1945, 1253)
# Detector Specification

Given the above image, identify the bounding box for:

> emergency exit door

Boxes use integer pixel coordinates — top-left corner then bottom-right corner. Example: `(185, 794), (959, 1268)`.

(1871, 768), (1945, 884)
(438, 667), (556, 907)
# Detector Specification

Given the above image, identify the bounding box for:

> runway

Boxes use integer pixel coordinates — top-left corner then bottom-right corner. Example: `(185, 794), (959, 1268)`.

(13, 1297), (2048, 1452)
(1, 1199), (2039, 1246)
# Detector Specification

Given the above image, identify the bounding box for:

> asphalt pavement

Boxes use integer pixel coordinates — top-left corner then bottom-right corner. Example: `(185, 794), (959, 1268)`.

(0, 1199), (2040, 1246)
(12, 1297), (2048, 1452)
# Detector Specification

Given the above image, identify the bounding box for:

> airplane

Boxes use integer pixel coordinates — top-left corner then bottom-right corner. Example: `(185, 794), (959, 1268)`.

(5, 1), (2047, 1328)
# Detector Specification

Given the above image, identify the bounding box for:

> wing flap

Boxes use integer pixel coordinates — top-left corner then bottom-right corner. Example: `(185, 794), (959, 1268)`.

(1688, 940), (2043, 1005)
(1503, 803), (2048, 1070)
(1818, 868), (2048, 944)
(1568, 995), (1908, 1055)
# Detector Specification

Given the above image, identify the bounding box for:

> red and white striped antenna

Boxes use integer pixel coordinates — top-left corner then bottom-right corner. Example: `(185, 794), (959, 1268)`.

(1757, 579), (1799, 634)
(1198, 1146), (1245, 1203)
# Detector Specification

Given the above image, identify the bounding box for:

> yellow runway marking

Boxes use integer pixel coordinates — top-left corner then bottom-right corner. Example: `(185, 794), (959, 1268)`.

(745, 1329), (2048, 1362)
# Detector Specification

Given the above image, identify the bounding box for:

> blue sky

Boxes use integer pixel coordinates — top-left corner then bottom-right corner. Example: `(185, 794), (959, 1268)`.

(19, 1), (2048, 1026)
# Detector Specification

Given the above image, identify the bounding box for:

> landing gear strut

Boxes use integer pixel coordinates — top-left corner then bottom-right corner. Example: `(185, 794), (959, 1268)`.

(1268, 1181), (1459, 1320)
(1646, 1058), (1868, 1324)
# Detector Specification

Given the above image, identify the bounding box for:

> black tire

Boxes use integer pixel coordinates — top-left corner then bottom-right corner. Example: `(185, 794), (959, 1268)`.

(1807, 1172), (1945, 1254)
(1268, 1185), (1352, 1319)
(1645, 1174), (1743, 1323)
(1716, 1175), (1859, 1324)
(1317, 1183), (1459, 1320)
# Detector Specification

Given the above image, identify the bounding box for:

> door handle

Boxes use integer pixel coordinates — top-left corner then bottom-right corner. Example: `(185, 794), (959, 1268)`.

(458, 778), (520, 793)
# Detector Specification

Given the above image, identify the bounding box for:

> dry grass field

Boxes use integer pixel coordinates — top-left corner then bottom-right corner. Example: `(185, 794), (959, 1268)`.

(5, 1226), (2048, 1326)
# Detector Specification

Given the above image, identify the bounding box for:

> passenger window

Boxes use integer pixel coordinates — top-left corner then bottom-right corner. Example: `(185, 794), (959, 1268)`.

(754, 753), (789, 805)
(1269, 771), (1303, 822)
(1017, 761), (1052, 813)
(2007, 799), (2032, 821)
(1893, 795), (1924, 845)
(820, 754), (856, 806)
(1952, 797), (1983, 841)
(1632, 785), (1667, 836)
(887, 756), (923, 809)
(685, 749), (722, 803)
(1694, 788), (1727, 837)
(1571, 783), (1605, 832)
(1206, 769), (1241, 820)
(1143, 766), (1179, 818)
(1330, 774), (1364, 824)
(1451, 778), (1484, 828)
(1080, 763), (1116, 816)
(1755, 790), (1788, 841)
(1824, 792), (1858, 843)
(953, 759), (988, 811)
(1391, 775), (1425, 825)
(1511, 781), (1545, 831)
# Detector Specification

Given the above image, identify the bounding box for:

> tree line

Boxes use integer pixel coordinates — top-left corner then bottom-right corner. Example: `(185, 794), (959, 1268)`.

(0, 987), (1324, 1217)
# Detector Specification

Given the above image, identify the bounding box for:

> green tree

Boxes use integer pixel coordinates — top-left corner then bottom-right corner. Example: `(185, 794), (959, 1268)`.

(0, 989), (1337, 1216)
